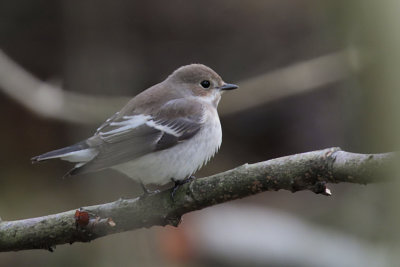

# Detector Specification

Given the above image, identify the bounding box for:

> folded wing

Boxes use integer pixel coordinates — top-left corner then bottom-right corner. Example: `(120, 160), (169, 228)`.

(68, 99), (205, 175)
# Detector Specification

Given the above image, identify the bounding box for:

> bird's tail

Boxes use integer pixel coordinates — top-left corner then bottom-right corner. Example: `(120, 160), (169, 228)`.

(31, 141), (94, 163)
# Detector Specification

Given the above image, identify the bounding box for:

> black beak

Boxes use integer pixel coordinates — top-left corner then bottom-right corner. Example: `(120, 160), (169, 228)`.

(219, 83), (238, 91)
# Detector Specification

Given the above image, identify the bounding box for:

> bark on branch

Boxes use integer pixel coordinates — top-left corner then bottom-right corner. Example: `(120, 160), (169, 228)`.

(0, 147), (396, 252)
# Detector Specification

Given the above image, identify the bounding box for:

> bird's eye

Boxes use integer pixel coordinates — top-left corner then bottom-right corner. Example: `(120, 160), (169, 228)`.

(200, 80), (211, 89)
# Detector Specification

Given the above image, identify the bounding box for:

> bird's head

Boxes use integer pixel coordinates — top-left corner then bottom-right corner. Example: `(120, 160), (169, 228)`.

(167, 64), (238, 107)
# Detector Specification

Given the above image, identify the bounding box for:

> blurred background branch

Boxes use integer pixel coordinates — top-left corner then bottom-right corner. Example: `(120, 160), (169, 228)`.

(0, 147), (394, 252)
(0, 49), (126, 123)
(0, 48), (357, 124)
(220, 48), (359, 115)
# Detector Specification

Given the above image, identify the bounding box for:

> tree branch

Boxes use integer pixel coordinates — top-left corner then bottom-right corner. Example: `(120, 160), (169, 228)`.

(0, 148), (395, 252)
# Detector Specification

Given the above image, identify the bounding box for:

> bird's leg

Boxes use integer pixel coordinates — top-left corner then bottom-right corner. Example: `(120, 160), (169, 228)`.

(171, 175), (196, 200)
(185, 175), (196, 183)
(140, 181), (160, 197)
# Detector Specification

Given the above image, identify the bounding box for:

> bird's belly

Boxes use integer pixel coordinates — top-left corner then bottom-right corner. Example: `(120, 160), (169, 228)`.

(112, 118), (222, 185)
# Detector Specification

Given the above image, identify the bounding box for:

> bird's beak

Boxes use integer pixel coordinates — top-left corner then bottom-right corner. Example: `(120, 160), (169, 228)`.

(219, 83), (238, 91)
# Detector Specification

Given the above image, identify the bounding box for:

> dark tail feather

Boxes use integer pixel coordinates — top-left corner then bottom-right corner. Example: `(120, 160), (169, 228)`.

(31, 141), (89, 163)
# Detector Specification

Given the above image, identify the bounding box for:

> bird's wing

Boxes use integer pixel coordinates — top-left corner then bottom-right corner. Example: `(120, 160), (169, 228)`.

(68, 99), (205, 175)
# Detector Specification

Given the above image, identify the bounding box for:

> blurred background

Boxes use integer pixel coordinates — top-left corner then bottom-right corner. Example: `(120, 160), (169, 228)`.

(1, 0), (400, 266)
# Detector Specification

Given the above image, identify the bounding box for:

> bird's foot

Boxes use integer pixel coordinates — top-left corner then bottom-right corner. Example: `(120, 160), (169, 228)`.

(140, 182), (160, 198)
(171, 176), (196, 201)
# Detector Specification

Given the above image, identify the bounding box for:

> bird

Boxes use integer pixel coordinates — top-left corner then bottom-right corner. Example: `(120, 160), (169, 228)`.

(32, 64), (238, 195)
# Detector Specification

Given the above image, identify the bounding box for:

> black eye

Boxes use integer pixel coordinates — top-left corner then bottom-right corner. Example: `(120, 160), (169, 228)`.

(200, 80), (211, 89)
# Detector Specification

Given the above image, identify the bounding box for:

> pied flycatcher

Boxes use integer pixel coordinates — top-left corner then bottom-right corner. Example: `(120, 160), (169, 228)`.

(32, 64), (238, 193)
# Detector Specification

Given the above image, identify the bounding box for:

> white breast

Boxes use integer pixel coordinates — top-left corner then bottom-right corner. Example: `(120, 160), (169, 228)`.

(112, 108), (222, 186)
